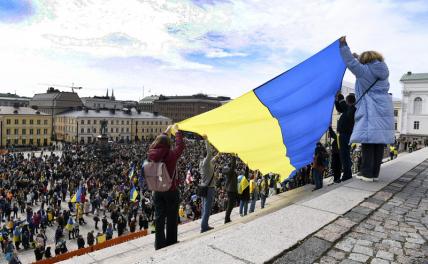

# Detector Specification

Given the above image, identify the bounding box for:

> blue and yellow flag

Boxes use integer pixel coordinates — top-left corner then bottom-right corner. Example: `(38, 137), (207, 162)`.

(178, 40), (345, 181)
(71, 187), (82, 203)
(237, 175), (249, 195)
(128, 164), (135, 179)
(130, 186), (138, 202)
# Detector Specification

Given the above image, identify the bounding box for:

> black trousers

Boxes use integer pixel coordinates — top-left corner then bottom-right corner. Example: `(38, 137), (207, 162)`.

(361, 144), (385, 178)
(331, 152), (341, 182)
(153, 190), (179, 250)
(225, 192), (237, 223)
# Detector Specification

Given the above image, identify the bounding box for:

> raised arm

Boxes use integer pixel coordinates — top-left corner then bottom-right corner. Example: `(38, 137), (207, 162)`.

(339, 36), (366, 78)
(171, 125), (185, 158)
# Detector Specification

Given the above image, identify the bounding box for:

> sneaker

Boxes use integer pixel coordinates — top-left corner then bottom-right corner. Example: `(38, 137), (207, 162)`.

(373, 178), (379, 182)
(360, 176), (374, 182)
(201, 226), (214, 233)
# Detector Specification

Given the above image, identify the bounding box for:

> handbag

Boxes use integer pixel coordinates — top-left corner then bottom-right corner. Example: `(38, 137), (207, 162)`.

(197, 175), (214, 197)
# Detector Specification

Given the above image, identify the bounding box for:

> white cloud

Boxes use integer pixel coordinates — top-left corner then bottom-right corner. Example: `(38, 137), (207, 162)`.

(0, 0), (427, 100)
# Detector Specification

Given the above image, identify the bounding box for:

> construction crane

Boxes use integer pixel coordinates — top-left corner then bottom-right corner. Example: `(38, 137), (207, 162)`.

(38, 83), (83, 93)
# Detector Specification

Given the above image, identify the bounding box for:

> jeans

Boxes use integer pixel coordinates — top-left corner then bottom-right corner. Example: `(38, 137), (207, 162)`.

(239, 199), (248, 216)
(361, 144), (385, 178)
(339, 133), (352, 180)
(225, 192), (237, 223)
(201, 187), (215, 232)
(249, 193), (258, 213)
(312, 168), (323, 189)
(153, 190), (179, 250)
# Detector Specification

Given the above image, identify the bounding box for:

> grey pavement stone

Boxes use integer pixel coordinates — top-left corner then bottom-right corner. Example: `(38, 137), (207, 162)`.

(351, 206), (374, 216)
(355, 239), (373, 247)
(352, 245), (374, 256)
(327, 249), (346, 261)
(334, 217), (357, 229)
(339, 260), (362, 264)
(334, 237), (356, 252)
(273, 237), (332, 264)
(349, 253), (370, 262)
(371, 258), (390, 264)
(382, 239), (402, 248)
(376, 250), (394, 261)
(344, 211), (366, 223)
(320, 256), (339, 264)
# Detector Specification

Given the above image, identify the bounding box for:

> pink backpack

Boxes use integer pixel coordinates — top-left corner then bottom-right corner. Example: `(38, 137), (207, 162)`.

(143, 162), (173, 192)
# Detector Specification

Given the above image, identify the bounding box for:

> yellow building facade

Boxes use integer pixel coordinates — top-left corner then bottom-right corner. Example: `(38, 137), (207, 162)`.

(0, 106), (52, 148)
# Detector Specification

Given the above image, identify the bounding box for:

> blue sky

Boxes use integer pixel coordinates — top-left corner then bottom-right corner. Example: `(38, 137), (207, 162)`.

(0, 0), (427, 100)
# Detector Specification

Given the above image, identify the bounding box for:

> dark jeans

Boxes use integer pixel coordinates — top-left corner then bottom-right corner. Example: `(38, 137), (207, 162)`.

(225, 192), (237, 223)
(153, 190), (179, 250)
(361, 144), (385, 178)
(331, 152), (341, 182)
(339, 133), (352, 180)
(312, 168), (323, 189)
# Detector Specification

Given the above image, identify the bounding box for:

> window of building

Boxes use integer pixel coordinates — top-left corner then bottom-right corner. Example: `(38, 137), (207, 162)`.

(87, 128), (90, 133)
(88, 120), (91, 125)
(22, 139), (26, 145)
(44, 129), (47, 135)
(394, 123), (397, 130)
(111, 120), (114, 125)
(93, 128), (97, 133)
(121, 120), (124, 125)
(116, 128), (119, 133)
(22, 119), (26, 125)
(30, 129), (33, 135)
(414, 97), (422, 114)
(394, 110), (398, 117)
(6, 129), (10, 135)
(81, 120), (84, 125)
(81, 128), (84, 133)
(14, 129), (18, 135)
(126, 128), (129, 132)
(414, 121), (420, 130)
(29, 138), (33, 145)
(30, 119), (33, 125)
(6, 119), (11, 125)
(126, 120), (129, 125)
(14, 138), (18, 145)
(121, 127), (124, 132)
(14, 119), (18, 125)
(116, 120), (119, 124)
(94, 120), (97, 125)
(111, 128), (113, 133)
(44, 120), (48, 125)
(37, 129), (40, 135)
(36, 138), (40, 146)
(135, 121), (138, 125)
(37, 120), (41, 125)
(22, 129), (26, 135)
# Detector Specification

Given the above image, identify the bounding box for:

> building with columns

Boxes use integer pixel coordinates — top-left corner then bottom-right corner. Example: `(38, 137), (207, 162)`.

(399, 72), (428, 150)
(55, 108), (171, 144)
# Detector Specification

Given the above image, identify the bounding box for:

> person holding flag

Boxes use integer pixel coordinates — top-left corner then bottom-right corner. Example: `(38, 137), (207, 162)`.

(199, 135), (220, 233)
(238, 166), (250, 217)
(148, 124), (185, 250)
(130, 186), (138, 203)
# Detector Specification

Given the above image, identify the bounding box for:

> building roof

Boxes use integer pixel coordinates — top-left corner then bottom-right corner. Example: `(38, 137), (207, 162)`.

(0, 93), (31, 99)
(0, 106), (49, 115)
(0, 96), (30, 102)
(58, 108), (171, 120)
(139, 96), (160, 104)
(400, 72), (428, 82)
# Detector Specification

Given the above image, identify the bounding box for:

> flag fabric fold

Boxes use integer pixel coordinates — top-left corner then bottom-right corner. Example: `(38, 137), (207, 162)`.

(71, 187), (82, 203)
(178, 40), (346, 181)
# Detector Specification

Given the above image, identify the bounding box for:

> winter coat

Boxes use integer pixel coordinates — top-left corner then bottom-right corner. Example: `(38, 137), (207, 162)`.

(340, 45), (394, 144)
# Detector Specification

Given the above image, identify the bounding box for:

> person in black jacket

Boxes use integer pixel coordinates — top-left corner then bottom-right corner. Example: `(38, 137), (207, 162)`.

(77, 235), (85, 249)
(224, 155), (237, 224)
(335, 92), (356, 181)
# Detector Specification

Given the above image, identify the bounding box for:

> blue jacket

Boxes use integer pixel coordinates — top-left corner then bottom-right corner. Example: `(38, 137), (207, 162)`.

(340, 45), (394, 144)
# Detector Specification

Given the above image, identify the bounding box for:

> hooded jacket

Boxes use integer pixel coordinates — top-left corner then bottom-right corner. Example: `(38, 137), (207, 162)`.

(340, 45), (394, 144)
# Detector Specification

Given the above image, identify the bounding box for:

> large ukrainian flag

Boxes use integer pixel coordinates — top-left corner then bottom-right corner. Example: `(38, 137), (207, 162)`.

(178, 40), (346, 181)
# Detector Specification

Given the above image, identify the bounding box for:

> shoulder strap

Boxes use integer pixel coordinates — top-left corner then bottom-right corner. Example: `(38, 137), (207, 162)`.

(207, 174), (214, 186)
(355, 79), (378, 105)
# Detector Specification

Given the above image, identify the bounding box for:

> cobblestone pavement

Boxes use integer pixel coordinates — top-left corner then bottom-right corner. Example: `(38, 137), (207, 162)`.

(274, 160), (428, 264)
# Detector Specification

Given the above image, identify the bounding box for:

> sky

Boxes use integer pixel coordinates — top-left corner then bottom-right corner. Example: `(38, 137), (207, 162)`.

(0, 0), (427, 100)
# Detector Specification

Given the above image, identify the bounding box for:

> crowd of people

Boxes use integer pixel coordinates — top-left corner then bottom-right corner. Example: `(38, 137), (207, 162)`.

(0, 37), (398, 263)
(0, 128), (315, 263)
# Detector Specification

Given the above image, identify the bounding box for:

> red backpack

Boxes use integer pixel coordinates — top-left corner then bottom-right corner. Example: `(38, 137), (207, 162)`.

(143, 161), (174, 192)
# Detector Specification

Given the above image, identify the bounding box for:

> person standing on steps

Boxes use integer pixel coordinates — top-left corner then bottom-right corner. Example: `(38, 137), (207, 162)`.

(224, 155), (237, 224)
(199, 135), (220, 233)
(339, 36), (394, 182)
(335, 91), (356, 182)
